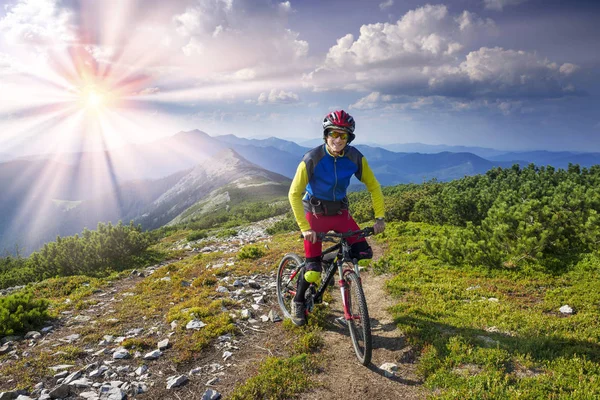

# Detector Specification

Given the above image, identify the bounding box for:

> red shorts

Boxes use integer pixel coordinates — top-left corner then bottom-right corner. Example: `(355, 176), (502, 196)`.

(304, 210), (366, 258)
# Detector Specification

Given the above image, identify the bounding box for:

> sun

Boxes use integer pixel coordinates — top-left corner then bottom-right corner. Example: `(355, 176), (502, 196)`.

(80, 85), (111, 110)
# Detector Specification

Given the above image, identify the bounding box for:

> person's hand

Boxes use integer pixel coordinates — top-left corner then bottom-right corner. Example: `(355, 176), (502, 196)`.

(302, 230), (317, 244)
(374, 218), (385, 235)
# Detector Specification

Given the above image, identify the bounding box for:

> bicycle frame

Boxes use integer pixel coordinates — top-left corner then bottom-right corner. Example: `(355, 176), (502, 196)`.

(311, 239), (362, 320)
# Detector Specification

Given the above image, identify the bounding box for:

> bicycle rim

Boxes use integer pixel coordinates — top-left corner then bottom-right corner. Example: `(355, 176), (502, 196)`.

(345, 271), (372, 365)
(276, 253), (304, 320)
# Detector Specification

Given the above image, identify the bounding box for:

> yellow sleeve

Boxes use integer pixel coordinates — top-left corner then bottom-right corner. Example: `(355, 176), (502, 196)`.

(360, 157), (385, 219)
(288, 161), (311, 232)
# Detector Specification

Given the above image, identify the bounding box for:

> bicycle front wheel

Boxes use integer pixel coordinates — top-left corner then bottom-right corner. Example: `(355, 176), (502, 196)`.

(344, 270), (372, 365)
(276, 253), (304, 320)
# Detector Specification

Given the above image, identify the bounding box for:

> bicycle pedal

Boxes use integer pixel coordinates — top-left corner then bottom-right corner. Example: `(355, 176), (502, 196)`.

(334, 317), (347, 327)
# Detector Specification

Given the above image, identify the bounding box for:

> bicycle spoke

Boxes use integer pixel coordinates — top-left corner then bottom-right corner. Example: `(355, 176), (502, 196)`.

(344, 270), (372, 365)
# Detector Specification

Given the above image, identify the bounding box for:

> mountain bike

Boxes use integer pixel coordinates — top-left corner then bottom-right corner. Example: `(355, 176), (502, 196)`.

(276, 227), (374, 365)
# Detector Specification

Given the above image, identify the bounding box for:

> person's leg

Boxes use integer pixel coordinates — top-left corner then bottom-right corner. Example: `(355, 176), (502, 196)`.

(334, 211), (373, 260)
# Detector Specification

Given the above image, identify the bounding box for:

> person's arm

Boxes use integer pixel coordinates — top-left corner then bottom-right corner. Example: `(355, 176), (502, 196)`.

(288, 161), (311, 232)
(359, 157), (385, 219)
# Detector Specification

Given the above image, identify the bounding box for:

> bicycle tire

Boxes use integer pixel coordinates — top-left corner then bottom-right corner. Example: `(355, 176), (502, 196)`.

(276, 253), (304, 320)
(344, 270), (372, 365)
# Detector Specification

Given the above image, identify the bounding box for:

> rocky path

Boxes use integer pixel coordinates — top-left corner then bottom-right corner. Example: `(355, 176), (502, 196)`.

(298, 242), (426, 400)
(1, 225), (427, 399)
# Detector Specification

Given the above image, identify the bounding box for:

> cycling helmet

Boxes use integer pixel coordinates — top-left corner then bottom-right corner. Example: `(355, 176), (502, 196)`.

(323, 110), (355, 143)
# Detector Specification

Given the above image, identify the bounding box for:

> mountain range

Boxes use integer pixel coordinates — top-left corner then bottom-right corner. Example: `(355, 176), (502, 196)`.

(3, 130), (600, 254)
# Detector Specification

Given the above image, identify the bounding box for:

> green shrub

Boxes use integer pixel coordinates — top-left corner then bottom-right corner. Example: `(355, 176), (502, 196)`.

(237, 245), (266, 260)
(0, 292), (49, 336)
(266, 214), (298, 234)
(186, 230), (208, 242)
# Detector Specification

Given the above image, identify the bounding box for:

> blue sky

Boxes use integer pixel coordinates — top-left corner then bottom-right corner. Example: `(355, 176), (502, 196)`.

(0, 0), (599, 155)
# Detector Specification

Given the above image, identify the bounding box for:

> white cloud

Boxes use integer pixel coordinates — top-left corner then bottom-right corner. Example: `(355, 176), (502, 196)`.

(349, 92), (395, 110)
(379, 0), (393, 11)
(559, 63), (579, 76)
(172, 0), (309, 78)
(257, 89), (300, 105)
(0, 0), (74, 45)
(483, 0), (528, 11)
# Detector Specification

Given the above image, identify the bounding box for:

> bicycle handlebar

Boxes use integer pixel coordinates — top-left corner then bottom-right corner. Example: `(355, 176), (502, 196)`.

(316, 227), (375, 242)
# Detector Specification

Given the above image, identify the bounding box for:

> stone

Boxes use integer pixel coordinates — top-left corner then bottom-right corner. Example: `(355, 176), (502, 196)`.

(0, 393), (16, 400)
(268, 310), (282, 322)
(222, 351), (233, 361)
(216, 286), (229, 293)
(69, 378), (92, 388)
(88, 366), (108, 378)
(50, 365), (74, 372)
(135, 365), (148, 376)
(248, 280), (261, 289)
(260, 315), (269, 322)
(112, 348), (130, 359)
(380, 362), (398, 378)
(186, 319), (207, 330)
(189, 367), (202, 375)
(240, 309), (252, 320)
(559, 304), (574, 314)
(24, 331), (41, 339)
(143, 350), (162, 360)
(201, 389), (222, 400)
(166, 375), (188, 389)
(16, 396), (34, 400)
(48, 384), (70, 399)
(79, 391), (99, 400)
(98, 386), (125, 400)
(62, 370), (82, 385)
(157, 339), (169, 350)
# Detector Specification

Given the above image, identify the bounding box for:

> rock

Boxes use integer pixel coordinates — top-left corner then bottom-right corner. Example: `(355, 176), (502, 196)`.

(48, 384), (70, 399)
(202, 389), (222, 400)
(79, 391), (99, 400)
(60, 334), (80, 343)
(240, 309), (252, 320)
(62, 370), (82, 385)
(0, 344), (11, 355)
(186, 319), (207, 330)
(205, 377), (219, 386)
(189, 367), (202, 375)
(0, 392), (17, 400)
(41, 326), (53, 334)
(143, 350), (162, 360)
(248, 280), (261, 289)
(16, 395), (34, 400)
(98, 386), (125, 400)
(233, 280), (244, 287)
(166, 375), (188, 389)
(50, 365), (74, 372)
(181, 281), (191, 287)
(216, 286), (229, 293)
(260, 315), (269, 322)
(24, 331), (41, 339)
(88, 366), (108, 378)
(157, 339), (169, 350)
(69, 378), (92, 388)
(488, 297), (499, 302)
(222, 351), (233, 361)
(112, 348), (130, 359)
(559, 304), (574, 314)
(380, 362), (398, 378)
(254, 296), (265, 304)
(268, 310), (282, 322)
(135, 365), (148, 376)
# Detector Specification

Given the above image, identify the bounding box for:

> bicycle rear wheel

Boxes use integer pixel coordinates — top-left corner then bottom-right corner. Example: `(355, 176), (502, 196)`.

(276, 253), (304, 320)
(344, 270), (372, 365)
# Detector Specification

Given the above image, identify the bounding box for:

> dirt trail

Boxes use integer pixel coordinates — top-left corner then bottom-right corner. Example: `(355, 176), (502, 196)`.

(299, 241), (426, 400)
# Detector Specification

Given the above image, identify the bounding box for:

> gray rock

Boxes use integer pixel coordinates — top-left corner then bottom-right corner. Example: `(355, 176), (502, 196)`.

(88, 366), (108, 378)
(112, 348), (130, 359)
(98, 386), (125, 400)
(62, 370), (82, 385)
(216, 286), (229, 293)
(248, 280), (261, 289)
(189, 367), (202, 375)
(240, 309), (252, 320)
(379, 362), (398, 378)
(79, 391), (99, 399)
(157, 339), (169, 350)
(48, 384), (70, 399)
(135, 365), (148, 376)
(16, 395), (34, 400)
(268, 310), (282, 322)
(0, 392), (17, 400)
(186, 319), (206, 330)
(166, 375), (188, 389)
(24, 331), (41, 339)
(40, 326), (53, 334)
(69, 378), (92, 388)
(143, 350), (162, 360)
(202, 389), (222, 400)
(560, 304), (574, 314)
(0, 344), (11, 355)
(49, 365), (74, 372)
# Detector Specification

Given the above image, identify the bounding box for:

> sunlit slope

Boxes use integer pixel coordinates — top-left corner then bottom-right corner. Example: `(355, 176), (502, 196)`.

(135, 148), (291, 229)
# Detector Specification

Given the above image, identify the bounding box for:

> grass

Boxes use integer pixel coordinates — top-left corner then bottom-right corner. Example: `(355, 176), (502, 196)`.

(377, 221), (600, 399)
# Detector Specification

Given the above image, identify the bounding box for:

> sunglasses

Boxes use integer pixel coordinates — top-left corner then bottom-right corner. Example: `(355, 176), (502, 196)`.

(328, 131), (349, 140)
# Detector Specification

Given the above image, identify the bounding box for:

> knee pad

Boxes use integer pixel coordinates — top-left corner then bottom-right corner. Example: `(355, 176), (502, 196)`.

(304, 261), (322, 284)
(351, 241), (373, 260)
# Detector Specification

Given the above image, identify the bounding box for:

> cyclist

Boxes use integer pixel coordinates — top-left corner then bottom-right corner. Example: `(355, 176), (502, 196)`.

(288, 110), (386, 326)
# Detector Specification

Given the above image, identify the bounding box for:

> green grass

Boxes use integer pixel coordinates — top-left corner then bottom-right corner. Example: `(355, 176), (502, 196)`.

(378, 221), (600, 399)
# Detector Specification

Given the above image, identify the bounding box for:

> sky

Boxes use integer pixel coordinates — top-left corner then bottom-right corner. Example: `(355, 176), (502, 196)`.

(0, 0), (599, 156)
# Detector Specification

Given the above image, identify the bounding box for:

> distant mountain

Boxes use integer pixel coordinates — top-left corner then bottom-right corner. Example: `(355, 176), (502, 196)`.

(215, 134), (308, 156)
(384, 143), (506, 158)
(135, 148), (291, 229)
(488, 151), (600, 169)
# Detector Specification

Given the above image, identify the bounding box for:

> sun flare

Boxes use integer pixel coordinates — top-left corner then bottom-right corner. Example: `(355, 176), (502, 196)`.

(80, 85), (110, 110)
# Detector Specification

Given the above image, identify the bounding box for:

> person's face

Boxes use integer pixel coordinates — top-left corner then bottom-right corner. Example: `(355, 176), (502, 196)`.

(326, 130), (349, 155)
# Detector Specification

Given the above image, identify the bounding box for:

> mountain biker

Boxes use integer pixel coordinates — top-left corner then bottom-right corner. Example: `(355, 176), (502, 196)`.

(288, 110), (385, 326)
